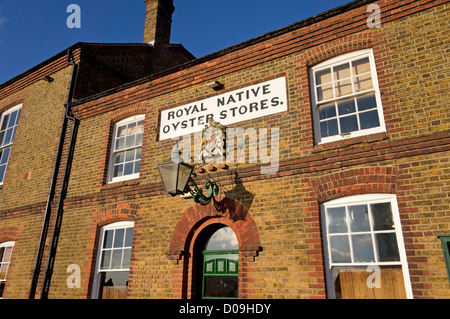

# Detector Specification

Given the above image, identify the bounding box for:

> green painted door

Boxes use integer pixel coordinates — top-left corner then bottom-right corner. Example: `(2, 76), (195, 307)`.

(202, 250), (238, 299)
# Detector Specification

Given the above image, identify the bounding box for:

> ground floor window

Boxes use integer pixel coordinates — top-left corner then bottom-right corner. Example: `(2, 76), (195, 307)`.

(202, 226), (239, 299)
(0, 241), (14, 299)
(321, 194), (412, 298)
(92, 221), (134, 299)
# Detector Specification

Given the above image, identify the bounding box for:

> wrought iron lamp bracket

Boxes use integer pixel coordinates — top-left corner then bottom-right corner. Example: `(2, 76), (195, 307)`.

(184, 176), (219, 205)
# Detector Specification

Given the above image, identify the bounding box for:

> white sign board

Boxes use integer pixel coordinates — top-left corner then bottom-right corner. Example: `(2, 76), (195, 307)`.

(159, 77), (288, 140)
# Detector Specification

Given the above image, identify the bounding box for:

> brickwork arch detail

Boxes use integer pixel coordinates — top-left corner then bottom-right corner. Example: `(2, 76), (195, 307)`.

(167, 197), (261, 262)
(0, 226), (20, 243)
(311, 166), (399, 203)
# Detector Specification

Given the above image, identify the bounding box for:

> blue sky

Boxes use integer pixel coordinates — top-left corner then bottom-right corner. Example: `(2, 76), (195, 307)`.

(0, 0), (352, 85)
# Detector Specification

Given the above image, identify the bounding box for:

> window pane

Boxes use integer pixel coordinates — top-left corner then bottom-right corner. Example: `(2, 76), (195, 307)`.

(340, 115), (358, 134)
(352, 57), (371, 75)
(327, 207), (348, 234)
(337, 99), (356, 116)
(133, 160), (141, 174)
(100, 250), (111, 269)
(15, 109), (21, 125)
(0, 114), (9, 130)
(354, 73), (373, 92)
(114, 152), (124, 164)
(330, 235), (351, 263)
(3, 128), (13, 145)
(316, 69), (332, 85)
(8, 111), (17, 128)
(371, 203), (395, 231)
(113, 164), (123, 177)
(124, 162), (134, 175)
(357, 94), (377, 111)
(204, 276), (238, 298)
(352, 234), (375, 262)
(0, 165), (6, 183)
(0, 147), (10, 165)
(335, 79), (352, 97)
(317, 83), (333, 101)
(124, 228), (134, 247)
(319, 103), (336, 120)
(117, 126), (126, 137)
(126, 123), (136, 135)
(115, 137), (125, 150)
(125, 135), (135, 148)
(349, 205), (370, 232)
(334, 63), (351, 80)
(137, 120), (145, 133)
(114, 229), (124, 248)
(3, 247), (12, 262)
(103, 230), (113, 248)
(135, 148), (142, 160)
(122, 249), (131, 268)
(320, 119), (338, 138)
(125, 150), (135, 162)
(376, 233), (400, 262)
(111, 249), (123, 269)
(135, 133), (143, 146)
(0, 264), (8, 280)
(359, 110), (380, 130)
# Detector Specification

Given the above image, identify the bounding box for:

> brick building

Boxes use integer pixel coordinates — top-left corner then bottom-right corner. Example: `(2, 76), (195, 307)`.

(0, 0), (449, 300)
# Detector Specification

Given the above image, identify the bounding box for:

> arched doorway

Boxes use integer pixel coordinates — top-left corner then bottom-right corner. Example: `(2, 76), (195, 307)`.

(167, 197), (262, 299)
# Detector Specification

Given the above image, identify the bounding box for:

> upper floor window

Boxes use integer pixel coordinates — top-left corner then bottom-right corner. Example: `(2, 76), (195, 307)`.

(0, 104), (22, 185)
(0, 241), (14, 298)
(321, 194), (412, 299)
(107, 115), (144, 184)
(310, 49), (385, 144)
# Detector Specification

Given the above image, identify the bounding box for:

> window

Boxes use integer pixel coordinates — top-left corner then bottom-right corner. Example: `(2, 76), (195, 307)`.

(321, 194), (412, 299)
(0, 242), (14, 298)
(437, 235), (450, 286)
(108, 115), (145, 183)
(0, 104), (22, 184)
(202, 227), (239, 299)
(310, 50), (385, 144)
(92, 221), (134, 299)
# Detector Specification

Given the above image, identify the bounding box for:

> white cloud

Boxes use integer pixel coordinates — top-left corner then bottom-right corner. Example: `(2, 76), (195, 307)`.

(0, 16), (7, 27)
(0, 8), (7, 29)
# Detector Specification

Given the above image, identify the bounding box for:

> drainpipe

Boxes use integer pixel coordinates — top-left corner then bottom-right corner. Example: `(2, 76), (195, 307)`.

(40, 113), (78, 298)
(28, 48), (79, 299)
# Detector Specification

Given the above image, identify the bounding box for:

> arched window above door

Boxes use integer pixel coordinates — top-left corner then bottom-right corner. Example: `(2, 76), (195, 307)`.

(205, 226), (238, 251)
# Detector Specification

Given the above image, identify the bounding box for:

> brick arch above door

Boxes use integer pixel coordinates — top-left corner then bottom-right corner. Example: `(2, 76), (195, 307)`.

(166, 196), (262, 263)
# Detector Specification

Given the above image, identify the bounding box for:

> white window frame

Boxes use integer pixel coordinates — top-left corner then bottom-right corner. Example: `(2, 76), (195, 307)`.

(0, 104), (22, 185)
(310, 49), (386, 144)
(107, 114), (145, 184)
(91, 221), (134, 299)
(0, 241), (15, 299)
(321, 194), (413, 299)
